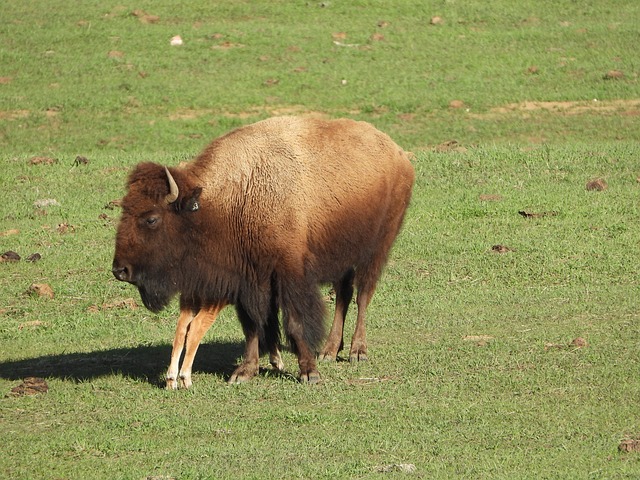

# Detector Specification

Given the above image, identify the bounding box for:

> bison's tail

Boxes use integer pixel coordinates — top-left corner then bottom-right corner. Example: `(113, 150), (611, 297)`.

(278, 277), (326, 355)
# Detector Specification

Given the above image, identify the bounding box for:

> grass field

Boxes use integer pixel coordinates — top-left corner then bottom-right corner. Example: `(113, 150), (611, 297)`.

(1, 1), (639, 479)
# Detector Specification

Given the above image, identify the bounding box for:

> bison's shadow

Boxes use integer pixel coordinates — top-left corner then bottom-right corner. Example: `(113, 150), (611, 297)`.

(0, 341), (246, 387)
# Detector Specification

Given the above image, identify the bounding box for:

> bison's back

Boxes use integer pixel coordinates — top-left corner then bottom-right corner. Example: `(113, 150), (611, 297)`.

(192, 116), (414, 280)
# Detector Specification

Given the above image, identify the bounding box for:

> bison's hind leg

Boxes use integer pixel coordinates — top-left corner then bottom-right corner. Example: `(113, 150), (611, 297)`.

(319, 269), (355, 362)
(264, 290), (284, 372)
(348, 247), (393, 362)
(280, 278), (326, 383)
(229, 304), (262, 384)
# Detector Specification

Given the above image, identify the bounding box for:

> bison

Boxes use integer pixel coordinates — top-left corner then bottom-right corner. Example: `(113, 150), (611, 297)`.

(112, 116), (414, 388)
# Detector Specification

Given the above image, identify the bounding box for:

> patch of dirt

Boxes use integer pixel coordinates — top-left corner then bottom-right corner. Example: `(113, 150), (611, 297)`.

(619, 438), (640, 453)
(473, 99), (640, 119)
(28, 156), (57, 165)
(463, 335), (494, 346)
(211, 41), (244, 50)
(26, 283), (54, 299)
(604, 70), (624, 80)
(88, 298), (139, 313)
(346, 376), (393, 386)
(26, 253), (42, 262)
(1, 251), (21, 262)
(7, 377), (49, 397)
(375, 463), (416, 474)
(491, 244), (513, 254)
(168, 105), (335, 121)
(18, 320), (46, 330)
(432, 140), (467, 153)
(586, 178), (607, 191)
(131, 9), (160, 24)
(0, 109), (29, 120)
(545, 337), (588, 351)
(479, 194), (503, 202)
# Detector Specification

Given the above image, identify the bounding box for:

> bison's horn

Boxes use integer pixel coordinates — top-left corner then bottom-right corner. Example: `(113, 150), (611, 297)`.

(164, 167), (179, 204)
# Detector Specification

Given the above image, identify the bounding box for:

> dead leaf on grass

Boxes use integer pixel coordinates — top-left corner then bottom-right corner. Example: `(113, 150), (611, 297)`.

(105, 199), (122, 210)
(0, 77), (12, 84)
(73, 155), (89, 167)
(57, 223), (75, 234)
(0, 229), (19, 237)
(518, 210), (558, 218)
(108, 50), (125, 58)
(430, 16), (444, 25)
(7, 377), (49, 397)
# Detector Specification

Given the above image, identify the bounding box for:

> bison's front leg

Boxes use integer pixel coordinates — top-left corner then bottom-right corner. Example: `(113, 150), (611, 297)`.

(166, 306), (196, 390)
(175, 303), (225, 389)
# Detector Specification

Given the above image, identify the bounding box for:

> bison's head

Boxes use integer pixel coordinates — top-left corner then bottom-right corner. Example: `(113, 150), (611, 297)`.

(112, 162), (202, 312)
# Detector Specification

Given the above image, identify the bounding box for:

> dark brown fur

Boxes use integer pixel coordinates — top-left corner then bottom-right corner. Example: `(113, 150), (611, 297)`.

(113, 116), (414, 384)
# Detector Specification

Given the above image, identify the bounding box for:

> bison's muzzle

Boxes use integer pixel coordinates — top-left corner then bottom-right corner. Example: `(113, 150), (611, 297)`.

(112, 261), (133, 283)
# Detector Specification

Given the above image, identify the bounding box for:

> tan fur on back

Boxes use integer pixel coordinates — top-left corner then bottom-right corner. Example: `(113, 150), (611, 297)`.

(186, 116), (414, 274)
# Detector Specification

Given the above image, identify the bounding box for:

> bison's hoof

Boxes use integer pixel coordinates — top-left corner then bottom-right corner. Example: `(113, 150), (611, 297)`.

(179, 374), (192, 389)
(166, 377), (178, 390)
(269, 354), (285, 371)
(349, 352), (368, 362)
(318, 352), (337, 362)
(228, 364), (258, 384)
(227, 374), (251, 384)
(299, 370), (321, 384)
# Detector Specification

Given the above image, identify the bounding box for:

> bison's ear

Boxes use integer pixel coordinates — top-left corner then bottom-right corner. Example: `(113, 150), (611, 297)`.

(180, 187), (202, 212)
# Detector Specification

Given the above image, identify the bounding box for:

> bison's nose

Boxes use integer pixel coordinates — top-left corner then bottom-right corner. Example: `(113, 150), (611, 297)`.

(112, 262), (133, 282)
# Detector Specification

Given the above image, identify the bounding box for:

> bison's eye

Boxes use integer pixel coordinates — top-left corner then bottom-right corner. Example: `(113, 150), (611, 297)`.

(145, 216), (160, 228)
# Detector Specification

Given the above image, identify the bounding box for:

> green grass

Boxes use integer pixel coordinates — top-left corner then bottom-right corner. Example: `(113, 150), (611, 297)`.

(1, 1), (640, 478)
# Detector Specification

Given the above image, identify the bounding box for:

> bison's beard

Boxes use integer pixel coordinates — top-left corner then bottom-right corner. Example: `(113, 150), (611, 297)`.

(136, 274), (178, 313)
(138, 285), (173, 313)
